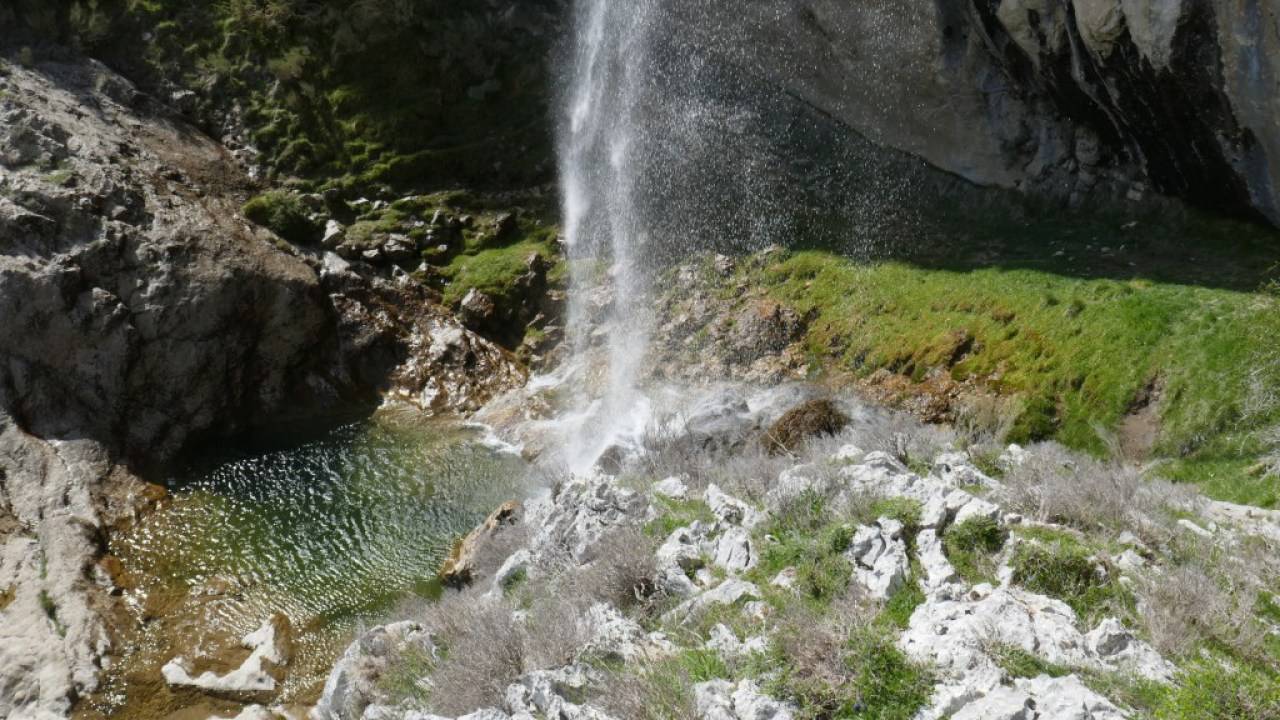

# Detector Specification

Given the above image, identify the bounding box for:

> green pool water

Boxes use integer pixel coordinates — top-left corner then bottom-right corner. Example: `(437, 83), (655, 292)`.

(107, 406), (531, 706)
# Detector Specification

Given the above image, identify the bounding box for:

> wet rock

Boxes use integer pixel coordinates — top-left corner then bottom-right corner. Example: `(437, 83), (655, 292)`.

(162, 614), (292, 701)
(460, 288), (498, 331)
(440, 501), (521, 588)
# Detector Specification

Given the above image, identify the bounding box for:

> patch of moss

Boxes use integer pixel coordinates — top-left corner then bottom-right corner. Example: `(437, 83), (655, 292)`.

(242, 190), (319, 245)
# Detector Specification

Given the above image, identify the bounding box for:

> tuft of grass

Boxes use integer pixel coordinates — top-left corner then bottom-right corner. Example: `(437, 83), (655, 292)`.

(749, 493), (853, 609)
(765, 626), (933, 720)
(879, 570), (926, 630)
(376, 643), (437, 706)
(242, 190), (319, 245)
(987, 642), (1072, 679)
(645, 497), (716, 539)
(1155, 656), (1280, 719)
(944, 516), (1007, 585)
(1008, 532), (1132, 623)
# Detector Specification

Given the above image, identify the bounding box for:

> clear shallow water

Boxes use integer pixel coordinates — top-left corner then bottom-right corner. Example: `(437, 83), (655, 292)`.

(107, 406), (530, 705)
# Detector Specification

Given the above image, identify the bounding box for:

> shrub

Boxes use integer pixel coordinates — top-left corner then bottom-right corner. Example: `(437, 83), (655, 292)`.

(1136, 560), (1264, 662)
(241, 190), (319, 245)
(598, 655), (699, 720)
(997, 442), (1194, 544)
(766, 604), (932, 720)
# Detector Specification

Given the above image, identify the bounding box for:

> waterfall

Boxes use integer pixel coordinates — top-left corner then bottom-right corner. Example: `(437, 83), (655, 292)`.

(551, 1), (910, 473)
(557, 0), (662, 472)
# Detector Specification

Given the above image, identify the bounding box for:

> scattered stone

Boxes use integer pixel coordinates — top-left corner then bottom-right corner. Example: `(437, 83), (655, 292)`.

(705, 484), (764, 529)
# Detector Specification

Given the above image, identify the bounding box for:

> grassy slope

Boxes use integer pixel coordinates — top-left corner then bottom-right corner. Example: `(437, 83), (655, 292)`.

(740, 205), (1280, 506)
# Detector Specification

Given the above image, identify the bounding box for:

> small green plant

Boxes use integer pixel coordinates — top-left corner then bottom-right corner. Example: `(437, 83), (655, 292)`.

(944, 517), (1007, 584)
(241, 190), (320, 245)
(376, 644), (437, 705)
(676, 648), (731, 683)
(1155, 656), (1280, 719)
(38, 590), (66, 637)
(1009, 533), (1131, 621)
(645, 497), (716, 539)
(500, 567), (527, 596)
(879, 571), (926, 630)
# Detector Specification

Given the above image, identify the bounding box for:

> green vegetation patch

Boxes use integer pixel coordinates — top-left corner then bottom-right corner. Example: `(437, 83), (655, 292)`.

(764, 627), (933, 720)
(645, 496), (717, 539)
(1155, 656), (1280, 719)
(1008, 530), (1132, 622)
(732, 206), (1280, 506)
(748, 492), (853, 608)
(943, 516), (1007, 585)
(242, 190), (320, 245)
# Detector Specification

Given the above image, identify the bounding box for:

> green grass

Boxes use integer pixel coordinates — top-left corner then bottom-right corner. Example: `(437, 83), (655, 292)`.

(764, 628), (933, 720)
(1008, 531), (1133, 623)
(645, 496), (717, 539)
(943, 517), (1007, 585)
(879, 568), (926, 630)
(376, 643), (437, 705)
(988, 642), (1072, 679)
(1155, 656), (1280, 719)
(747, 493), (853, 609)
(733, 219), (1280, 506)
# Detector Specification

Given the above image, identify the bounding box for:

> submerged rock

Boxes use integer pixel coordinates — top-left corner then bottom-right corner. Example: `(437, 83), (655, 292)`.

(161, 614), (292, 701)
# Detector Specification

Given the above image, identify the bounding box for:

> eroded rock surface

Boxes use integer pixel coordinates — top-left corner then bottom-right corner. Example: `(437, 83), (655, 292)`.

(0, 58), (524, 718)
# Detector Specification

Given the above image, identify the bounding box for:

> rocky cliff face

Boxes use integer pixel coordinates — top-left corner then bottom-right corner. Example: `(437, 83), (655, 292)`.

(687, 0), (1280, 225)
(0, 57), (524, 719)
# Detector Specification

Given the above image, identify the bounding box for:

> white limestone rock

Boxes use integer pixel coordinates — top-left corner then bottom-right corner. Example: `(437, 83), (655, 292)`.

(847, 518), (909, 600)
(162, 615), (290, 698)
(705, 484), (765, 529)
(666, 579), (761, 624)
(917, 529), (963, 599)
(711, 526), (757, 573)
(695, 679), (795, 720)
(653, 476), (689, 500)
